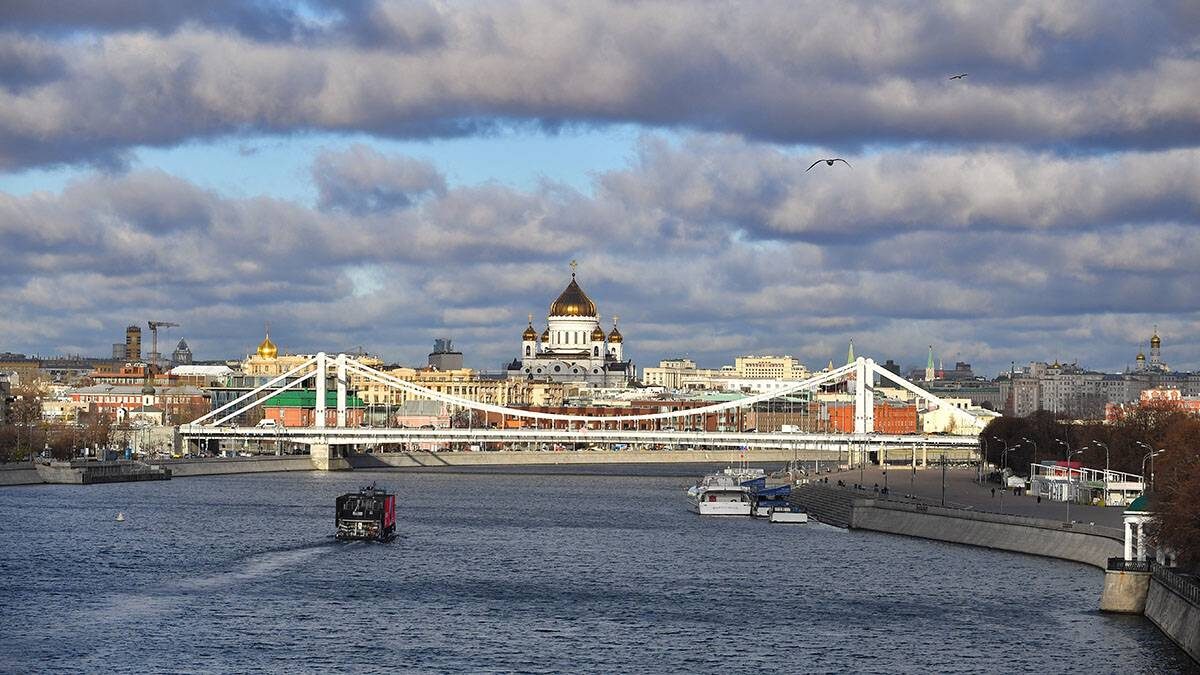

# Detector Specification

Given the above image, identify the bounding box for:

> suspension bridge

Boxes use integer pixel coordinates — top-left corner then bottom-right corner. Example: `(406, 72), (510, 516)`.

(178, 354), (983, 469)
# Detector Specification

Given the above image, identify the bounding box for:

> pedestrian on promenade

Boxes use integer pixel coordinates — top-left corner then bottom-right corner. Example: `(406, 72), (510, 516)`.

(1037, 495), (1041, 504)
(991, 487), (996, 498)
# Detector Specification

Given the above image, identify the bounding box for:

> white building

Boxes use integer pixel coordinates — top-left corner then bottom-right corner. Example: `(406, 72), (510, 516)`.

(506, 270), (635, 386)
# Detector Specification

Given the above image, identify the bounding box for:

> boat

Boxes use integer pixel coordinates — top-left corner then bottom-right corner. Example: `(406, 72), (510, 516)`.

(768, 507), (809, 524)
(748, 484), (808, 523)
(115, 512), (125, 522)
(335, 484), (396, 541)
(687, 472), (754, 516)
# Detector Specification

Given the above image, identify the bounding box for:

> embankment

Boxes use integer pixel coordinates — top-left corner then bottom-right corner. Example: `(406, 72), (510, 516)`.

(349, 448), (806, 469)
(1145, 569), (1200, 663)
(0, 462), (42, 487)
(161, 455), (317, 477)
(791, 484), (1122, 568)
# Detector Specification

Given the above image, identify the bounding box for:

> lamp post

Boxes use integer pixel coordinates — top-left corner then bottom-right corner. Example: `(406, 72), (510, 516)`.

(1022, 436), (1038, 466)
(1136, 441), (1164, 493)
(979, 436), (988, 484)
(1000, 444), (1014, 514)
(1055, 437), (1070, 506)
(1065, 448), (1084, 524)
(1091, 440), (1109, 505)
(991, 436), (1008, 481)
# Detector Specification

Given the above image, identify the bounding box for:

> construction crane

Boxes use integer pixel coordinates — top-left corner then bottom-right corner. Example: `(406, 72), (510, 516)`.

(147, 321), (180, 367)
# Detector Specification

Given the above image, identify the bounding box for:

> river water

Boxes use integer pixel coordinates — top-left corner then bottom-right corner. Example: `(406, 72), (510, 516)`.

(0, 468), (1194, 674)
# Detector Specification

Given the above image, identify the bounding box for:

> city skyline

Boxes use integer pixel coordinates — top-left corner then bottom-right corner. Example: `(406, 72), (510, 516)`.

(3, 3), (1200, 376)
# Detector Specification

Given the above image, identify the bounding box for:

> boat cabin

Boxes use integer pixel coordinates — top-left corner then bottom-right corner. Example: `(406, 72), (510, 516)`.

(335, 485), (396, 541)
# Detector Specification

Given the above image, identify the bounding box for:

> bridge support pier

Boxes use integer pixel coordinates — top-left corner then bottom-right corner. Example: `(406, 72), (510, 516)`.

(310, 443), (350, 471)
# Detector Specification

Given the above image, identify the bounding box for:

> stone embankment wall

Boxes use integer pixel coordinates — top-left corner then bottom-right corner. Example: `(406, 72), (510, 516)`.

(1100, 571), (1151, 613)
(161, 456), (316, 477)
(350, 448), (804, 469)
(791, 484), (1122, 568)
(1145, 574), (1200, 663)
(0, 462), (43, 486)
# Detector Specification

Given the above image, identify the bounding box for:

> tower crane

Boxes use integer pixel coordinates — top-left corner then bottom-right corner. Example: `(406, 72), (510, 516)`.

(147, 321), (180, 367)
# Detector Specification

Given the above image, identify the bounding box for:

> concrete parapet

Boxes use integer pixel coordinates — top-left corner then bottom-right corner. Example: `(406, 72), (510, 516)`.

(1100, 570), (1151, 613)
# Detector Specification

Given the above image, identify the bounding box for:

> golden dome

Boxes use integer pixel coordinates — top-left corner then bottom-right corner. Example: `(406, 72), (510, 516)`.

(1136, 351), (1146, 361)
(591, 325), (606, 341)
(257, 332), (278, 359)
(522, 315), (538, 341)
(607, 317), (623, 344)
(540, 327), (549, 342)
(1150, 333), (1161, 348)
(549, 274), (597, 317)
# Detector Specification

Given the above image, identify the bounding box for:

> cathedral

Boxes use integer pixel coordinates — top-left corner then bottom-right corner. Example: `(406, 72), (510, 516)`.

(507, 267), (636, 386)
(1133, 327), (1169, 373)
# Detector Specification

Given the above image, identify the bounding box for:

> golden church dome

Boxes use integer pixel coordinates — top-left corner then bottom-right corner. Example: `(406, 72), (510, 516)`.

(257, 332), (278, 359)
(549, 274), (597, 317)
(540, 327), (549, 342)
(1150, 333), (1161, 348)
(607, 318), (623, 344)
(591, 325), (606, 341)
(1136, 351), (1146, 361)
(522, 318), (538, 341)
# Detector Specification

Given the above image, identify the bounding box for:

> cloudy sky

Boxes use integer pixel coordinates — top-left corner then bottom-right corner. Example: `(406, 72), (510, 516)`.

(2, 1), (1199, 376)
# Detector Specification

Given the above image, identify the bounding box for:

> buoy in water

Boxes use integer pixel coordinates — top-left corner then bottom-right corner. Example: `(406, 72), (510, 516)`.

(116, 512), (125, 522)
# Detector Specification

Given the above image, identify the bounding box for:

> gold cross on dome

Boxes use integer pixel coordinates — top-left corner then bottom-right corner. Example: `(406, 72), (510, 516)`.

(569, 259), (578, 275)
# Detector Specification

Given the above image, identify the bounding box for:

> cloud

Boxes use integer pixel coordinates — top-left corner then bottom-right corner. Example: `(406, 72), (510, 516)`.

(3, 135), (1199, 374)
(313, 143), (445, 214)
(2, 2), (1200, 169)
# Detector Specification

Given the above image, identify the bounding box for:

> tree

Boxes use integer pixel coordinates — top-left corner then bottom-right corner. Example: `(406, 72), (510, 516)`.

(1147, 416), (1200, 571)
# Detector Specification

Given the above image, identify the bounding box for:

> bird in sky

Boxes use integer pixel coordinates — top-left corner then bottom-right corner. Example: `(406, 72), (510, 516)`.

(949, 73), (968, 80)
(806, 158), (851, 172)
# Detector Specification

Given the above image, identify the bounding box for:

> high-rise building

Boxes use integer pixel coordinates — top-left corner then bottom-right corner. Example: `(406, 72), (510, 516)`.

(172, 338), (193, 365)
(124, 325), (142, 361)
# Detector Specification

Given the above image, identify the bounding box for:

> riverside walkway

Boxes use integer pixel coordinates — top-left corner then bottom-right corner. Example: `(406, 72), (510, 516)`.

(821, 465), (1123, 529)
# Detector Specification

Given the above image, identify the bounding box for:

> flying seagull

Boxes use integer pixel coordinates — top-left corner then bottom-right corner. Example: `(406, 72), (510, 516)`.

(806, 158), (851, 172)
(949, 73), (968, 80)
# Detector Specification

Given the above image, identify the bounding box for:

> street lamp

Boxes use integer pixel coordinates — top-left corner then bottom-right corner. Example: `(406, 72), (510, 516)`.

(991, 436), (1008, 478)
(999, 444), (1015, 514)
(1065, 448), (1084, 524)
(1091, 440), (1109, 505)
(1022, 436), (1038, 465)
(978, 436), (987, 484)
(1135, 441), (1164, 493)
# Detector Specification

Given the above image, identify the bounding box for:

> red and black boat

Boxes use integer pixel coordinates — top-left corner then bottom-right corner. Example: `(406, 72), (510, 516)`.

(335, 484), (396, 541)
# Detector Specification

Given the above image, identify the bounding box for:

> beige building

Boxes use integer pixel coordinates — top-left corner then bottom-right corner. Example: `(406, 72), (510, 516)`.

(733, 355), (811, 380)
(644, 354), (813, 391)
(358, 367), (567, 408)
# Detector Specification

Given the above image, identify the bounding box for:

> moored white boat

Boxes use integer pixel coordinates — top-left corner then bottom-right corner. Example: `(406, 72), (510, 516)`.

(768, 508), (809, 524)
(687, 473), (753, 516)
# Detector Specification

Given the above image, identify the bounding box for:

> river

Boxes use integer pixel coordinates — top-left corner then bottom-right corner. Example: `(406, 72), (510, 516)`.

(0, 468), (1194, 673)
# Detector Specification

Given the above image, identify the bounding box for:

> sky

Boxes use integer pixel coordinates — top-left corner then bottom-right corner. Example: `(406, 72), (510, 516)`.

(2, 1), (1200, 377)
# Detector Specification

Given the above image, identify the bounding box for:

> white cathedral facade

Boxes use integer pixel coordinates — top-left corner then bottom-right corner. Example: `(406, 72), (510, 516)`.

(506, 270), (636, 386)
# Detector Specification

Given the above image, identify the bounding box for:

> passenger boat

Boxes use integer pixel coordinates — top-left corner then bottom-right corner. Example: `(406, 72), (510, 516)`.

(687, 472), (754, 516)
(335, 484), (396, 541)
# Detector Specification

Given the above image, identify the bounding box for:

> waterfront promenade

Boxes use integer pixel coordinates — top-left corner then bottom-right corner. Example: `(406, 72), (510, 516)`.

(825, 465), (1123, 529)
